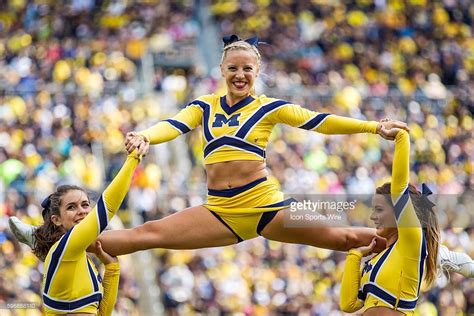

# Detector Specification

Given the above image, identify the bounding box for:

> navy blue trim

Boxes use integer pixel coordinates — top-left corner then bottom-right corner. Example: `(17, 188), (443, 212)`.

(208, 177), (267, 198)
(188, 100), (213, 141)
(257, 211), (279, 235)
(236, 100), (289, 139)
(97, 196), (108, 233)
(417, 235), (427, 295)
(299, 113), (331, 130)
(44, 229), (73, 293)
(256, 198), (297, 209)
(204, 136), (265, 159)
(87, 259), (99, 292)
(370, 243), (395, 282)
(220, 95), (255, 115)
(357, 284), (417, 309)
(43, 293), (102, 312)
(209, 211), (243, 243)
(164, 119), (191, 134)
(394, 188), (410, 221)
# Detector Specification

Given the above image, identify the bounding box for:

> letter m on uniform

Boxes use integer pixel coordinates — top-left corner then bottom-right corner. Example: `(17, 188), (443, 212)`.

(212, 113), (241, 127)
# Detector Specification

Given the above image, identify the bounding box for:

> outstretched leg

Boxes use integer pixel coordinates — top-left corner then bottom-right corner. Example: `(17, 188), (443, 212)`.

(260, 209), (385, 252)
(97, 205), (238, 256)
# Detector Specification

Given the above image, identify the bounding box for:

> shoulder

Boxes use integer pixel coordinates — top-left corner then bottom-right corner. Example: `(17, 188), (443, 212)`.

(255, 94), (284, 103)
(254, 94), (293, 108)
(189, 94), (218, 105)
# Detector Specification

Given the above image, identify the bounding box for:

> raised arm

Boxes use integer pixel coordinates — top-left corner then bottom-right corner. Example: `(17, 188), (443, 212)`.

(390, 130), (423, 255)
(61, 152), (140, 260)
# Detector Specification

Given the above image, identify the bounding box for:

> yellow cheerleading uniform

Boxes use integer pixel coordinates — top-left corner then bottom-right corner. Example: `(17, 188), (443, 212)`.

(206, 176), (297, 240)
(340, 130), (427, 315)
(42, 154), (139, 315)
(139, 94), (379, 240)
(139, 94), (379, 165)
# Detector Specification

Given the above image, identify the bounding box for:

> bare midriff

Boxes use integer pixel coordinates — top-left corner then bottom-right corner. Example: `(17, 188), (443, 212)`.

(206, 160), (268, 190)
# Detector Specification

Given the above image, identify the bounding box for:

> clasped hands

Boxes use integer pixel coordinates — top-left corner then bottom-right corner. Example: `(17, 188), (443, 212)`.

(376, 118), (409, 140)
(125, 131), (150, 157)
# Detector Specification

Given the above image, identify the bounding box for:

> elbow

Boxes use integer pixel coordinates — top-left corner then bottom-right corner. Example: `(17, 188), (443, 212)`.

(339, 302), (359, 313)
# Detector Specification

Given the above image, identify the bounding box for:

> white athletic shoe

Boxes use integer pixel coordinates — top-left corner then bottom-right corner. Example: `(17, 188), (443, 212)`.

(8, 216), (36, 249)
(438, 245), (474, 278)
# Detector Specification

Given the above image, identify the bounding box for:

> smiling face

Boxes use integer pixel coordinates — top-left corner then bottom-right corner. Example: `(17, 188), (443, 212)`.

(220, 48), (260, 104)
(51, 189), (91, 231)
(370, 194), (398, 239)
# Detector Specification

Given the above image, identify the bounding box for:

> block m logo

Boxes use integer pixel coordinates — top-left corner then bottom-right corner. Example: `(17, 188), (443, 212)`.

(212, 113), (241, 127)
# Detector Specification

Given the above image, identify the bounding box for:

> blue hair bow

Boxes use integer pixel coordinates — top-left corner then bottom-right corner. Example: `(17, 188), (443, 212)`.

(41, 194), (52, 218)
(420, 183), (436, 208)
(421, 183), (432, 196)
(223, 34), (261, 47)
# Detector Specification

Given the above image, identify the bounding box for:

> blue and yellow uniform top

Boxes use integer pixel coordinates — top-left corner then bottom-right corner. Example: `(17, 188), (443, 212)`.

(42, 154), (139, 315)
(139, 94), (379, 164)
(340, 130), (427, 315)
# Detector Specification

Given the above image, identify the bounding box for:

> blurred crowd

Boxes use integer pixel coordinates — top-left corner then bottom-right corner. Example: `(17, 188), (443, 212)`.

(0, 0), (198, 315)
(1, 0), (473, 315)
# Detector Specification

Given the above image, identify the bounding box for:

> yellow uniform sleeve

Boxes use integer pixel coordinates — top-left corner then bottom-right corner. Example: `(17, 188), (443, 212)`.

(340, 249), (365, 312)
(61, 153), (140, 260)
(391, 130), (423, 258)
(98, 262), (120, 316)
(138, 102), (204, 144)
(268, 103), (379, 134)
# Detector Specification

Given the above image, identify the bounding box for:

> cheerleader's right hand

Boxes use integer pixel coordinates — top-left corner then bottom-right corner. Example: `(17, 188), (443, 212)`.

(125, 131), (150, 157)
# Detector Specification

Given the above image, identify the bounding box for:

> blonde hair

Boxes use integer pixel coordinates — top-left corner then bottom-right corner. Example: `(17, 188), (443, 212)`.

(220, 41), (262, 66)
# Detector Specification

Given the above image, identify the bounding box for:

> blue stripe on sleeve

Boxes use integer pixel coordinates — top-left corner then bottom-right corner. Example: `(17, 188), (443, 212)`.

(97, 196), (108, 233)
(393, 187), (410, 221)
(299, 113), (331, 130)
(164, 119), (191, 134)
(188, 100), (213, 142)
